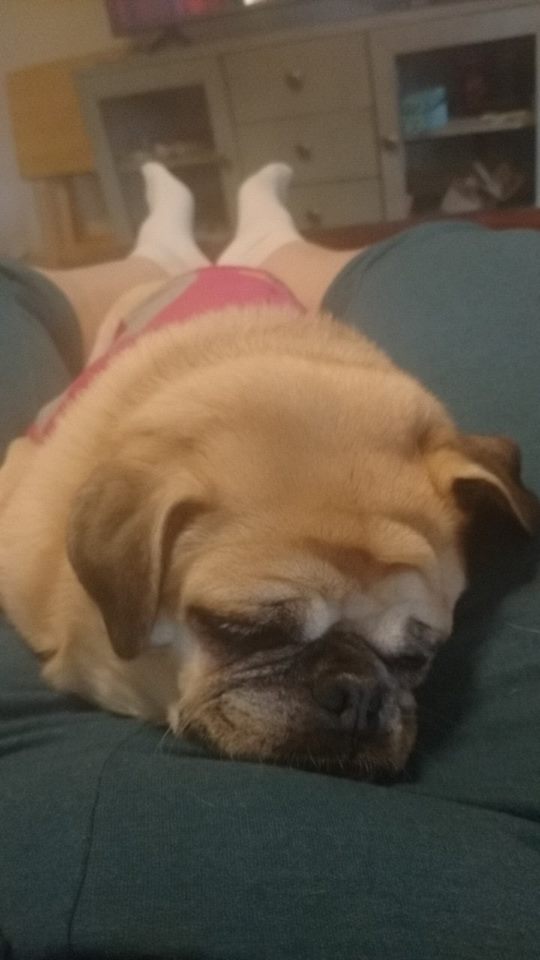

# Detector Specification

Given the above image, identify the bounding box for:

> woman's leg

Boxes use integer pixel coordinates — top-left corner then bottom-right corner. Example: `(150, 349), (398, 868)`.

(257, 241), (361, 313)
(218, 164), (363, 311)
(38, 163), (209, 358)
(37, 161), (367, 359)
(39, 257), (167, 359)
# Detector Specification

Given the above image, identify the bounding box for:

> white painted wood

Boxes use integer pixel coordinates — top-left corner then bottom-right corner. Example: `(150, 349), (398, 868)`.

(289, 179), (382, 230)
(236, 109), (378, 182)
(224, 34), (372, 123)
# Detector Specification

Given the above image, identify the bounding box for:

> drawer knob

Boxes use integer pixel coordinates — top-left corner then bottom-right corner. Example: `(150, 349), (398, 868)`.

(305, 208), (322, 226)
(380, 134), (400, 153)
(284, 69), (305, 91)
(295, 143), (312, 162)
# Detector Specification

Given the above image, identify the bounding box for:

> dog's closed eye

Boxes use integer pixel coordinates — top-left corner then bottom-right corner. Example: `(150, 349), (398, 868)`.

(188, 605), (298, 654)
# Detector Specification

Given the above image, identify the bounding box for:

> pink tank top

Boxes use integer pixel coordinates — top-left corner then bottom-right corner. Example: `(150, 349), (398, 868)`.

(29, 266), (302, 442)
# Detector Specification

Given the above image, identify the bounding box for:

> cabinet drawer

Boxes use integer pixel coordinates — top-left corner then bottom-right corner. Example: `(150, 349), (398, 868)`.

(237, 110), (378, 182)
(289, 180), (382, 231)
(225, 35), (372, 122)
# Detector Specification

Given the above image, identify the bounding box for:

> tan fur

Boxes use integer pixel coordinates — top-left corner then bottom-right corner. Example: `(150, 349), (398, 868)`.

(0, 305), (536, 774)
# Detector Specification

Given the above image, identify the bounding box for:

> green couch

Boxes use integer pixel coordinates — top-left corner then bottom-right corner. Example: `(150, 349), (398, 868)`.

(1, 223), (539, 959)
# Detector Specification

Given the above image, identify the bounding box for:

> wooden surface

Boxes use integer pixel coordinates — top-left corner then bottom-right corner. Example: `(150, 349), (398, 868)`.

(308, 206), (540, 249)
(7, 55), (117, 178)
(31, 179), (127, 268)
(7, 53), (126, 266)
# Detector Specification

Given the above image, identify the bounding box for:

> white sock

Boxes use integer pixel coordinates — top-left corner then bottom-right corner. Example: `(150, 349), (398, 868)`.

(132, 162), (210, 274)
(218, 163), (300, 266)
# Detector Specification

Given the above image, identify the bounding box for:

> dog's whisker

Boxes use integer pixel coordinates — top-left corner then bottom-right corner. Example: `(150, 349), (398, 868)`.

(155, 724), (175, 754)
(503, 620), (540, 636)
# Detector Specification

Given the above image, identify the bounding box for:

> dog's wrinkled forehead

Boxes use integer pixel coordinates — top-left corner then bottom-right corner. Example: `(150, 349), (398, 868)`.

(173, 494), (468, 684)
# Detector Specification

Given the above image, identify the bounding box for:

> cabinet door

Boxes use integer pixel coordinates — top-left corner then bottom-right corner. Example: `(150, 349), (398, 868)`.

(77, 55), (239, 248)
(370, 5), (540, 220)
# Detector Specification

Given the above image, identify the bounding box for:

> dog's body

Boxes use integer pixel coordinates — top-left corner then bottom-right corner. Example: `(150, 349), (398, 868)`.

(0, 303), (537, 776)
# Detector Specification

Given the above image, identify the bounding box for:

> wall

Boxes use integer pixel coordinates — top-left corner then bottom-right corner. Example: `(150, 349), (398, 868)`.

(0, 0), (125, 257)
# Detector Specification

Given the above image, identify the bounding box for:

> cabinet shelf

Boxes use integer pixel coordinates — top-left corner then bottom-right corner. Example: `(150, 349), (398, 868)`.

(404, 109), (535, 143)
(120, 149), (227, 174)
(166, 153), (227, 171)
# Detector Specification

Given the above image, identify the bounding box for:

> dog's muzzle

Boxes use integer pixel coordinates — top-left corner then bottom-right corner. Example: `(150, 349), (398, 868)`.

(177, 625), (418, 778)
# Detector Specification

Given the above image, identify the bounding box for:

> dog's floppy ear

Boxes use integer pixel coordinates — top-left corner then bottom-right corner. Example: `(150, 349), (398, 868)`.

(428, 432), (540, 536)
(67, 461), (205, 660)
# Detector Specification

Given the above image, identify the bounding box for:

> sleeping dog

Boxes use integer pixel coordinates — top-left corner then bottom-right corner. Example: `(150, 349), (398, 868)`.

(0, 299), (537, 777)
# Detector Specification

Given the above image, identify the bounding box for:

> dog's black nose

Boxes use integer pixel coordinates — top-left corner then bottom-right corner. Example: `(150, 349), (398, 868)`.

(311, 675), (385, 733)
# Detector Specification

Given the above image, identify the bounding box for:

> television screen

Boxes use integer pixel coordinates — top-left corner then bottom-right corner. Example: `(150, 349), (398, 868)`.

(106, 0), (277, 35)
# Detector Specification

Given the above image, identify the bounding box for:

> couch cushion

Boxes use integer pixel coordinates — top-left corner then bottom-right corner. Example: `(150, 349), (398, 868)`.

(1, 605), (539, 960)
(1, 226), (540, 959)
(0, 260), (80, 459)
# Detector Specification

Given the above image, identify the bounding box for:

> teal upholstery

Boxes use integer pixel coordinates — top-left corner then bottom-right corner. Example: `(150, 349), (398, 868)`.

(1, 228), (539, 959)
(0, 260), (81, 458)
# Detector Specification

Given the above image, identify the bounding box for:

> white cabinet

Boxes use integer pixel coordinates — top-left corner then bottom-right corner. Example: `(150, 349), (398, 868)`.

(79, 31), (383, 242)
(78, 2), (540, 245)
(370, 4), (540, 220)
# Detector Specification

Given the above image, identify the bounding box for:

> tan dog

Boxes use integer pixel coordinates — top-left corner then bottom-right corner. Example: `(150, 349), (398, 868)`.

(0, 305), (538, 777)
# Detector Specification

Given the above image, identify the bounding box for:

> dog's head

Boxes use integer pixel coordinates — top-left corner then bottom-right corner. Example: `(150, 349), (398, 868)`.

(66, 358), (539, 778)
